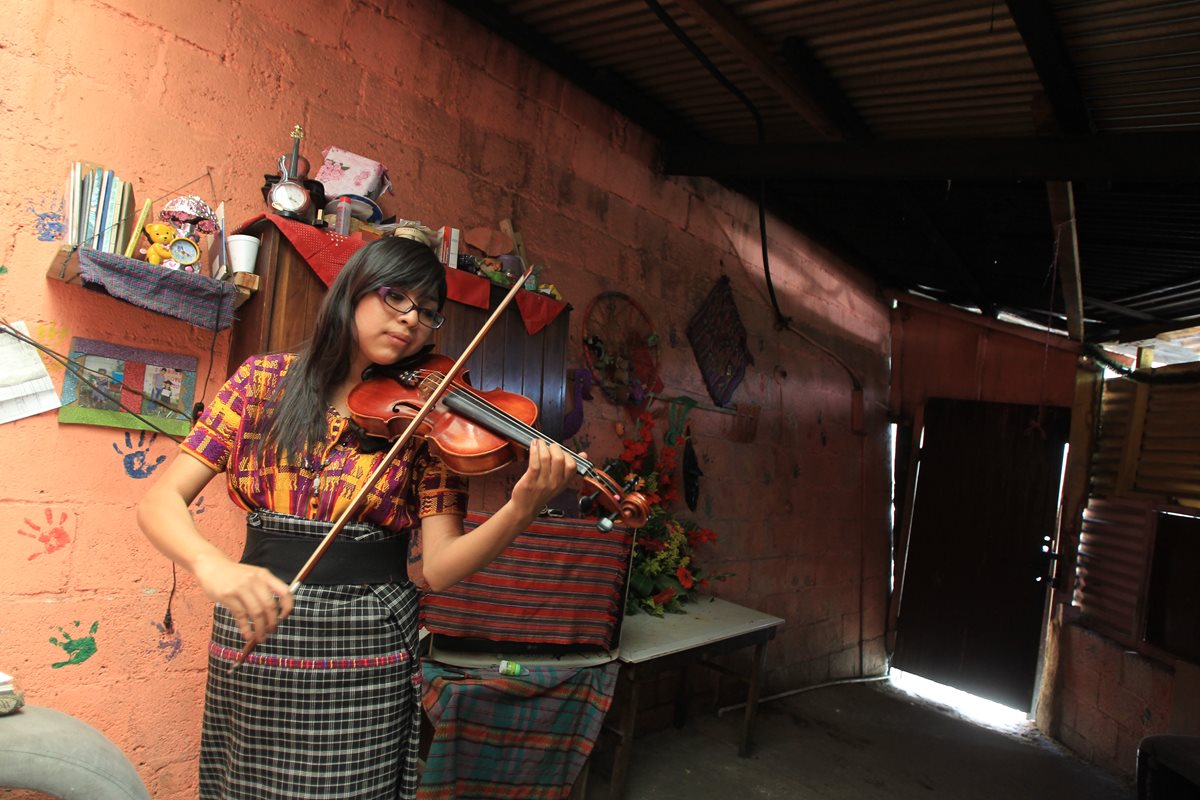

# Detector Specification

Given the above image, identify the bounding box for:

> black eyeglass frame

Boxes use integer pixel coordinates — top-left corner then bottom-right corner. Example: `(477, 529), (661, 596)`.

(374, 286), (446, 329)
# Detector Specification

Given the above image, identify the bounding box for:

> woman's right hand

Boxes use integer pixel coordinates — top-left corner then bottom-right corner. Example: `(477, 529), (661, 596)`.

(193, 553), (295, 644)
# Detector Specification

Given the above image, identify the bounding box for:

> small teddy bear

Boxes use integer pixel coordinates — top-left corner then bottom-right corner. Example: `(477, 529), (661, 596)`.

(141, 222), (177, 266)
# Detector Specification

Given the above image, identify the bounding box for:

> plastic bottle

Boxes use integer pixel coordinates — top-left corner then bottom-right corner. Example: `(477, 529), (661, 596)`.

(497, 660), (529, 677)
(334, 196), (352, 236)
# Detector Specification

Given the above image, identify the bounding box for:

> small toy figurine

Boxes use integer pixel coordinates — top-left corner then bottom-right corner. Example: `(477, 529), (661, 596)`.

(142, 223), (176, 266)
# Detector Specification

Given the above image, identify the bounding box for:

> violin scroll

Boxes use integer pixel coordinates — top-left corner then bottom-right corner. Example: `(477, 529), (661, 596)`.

(578, 468), (650, 530)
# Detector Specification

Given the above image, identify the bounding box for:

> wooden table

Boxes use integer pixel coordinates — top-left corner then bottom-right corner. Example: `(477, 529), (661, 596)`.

(603, 597), (784, 800)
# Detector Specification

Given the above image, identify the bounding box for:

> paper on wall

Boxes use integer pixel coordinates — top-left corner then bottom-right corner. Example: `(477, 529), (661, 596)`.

(0, 321), (62, 424)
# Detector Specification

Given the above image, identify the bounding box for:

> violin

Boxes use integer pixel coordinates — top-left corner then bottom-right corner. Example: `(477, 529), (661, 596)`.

(347, 353), (650, 530)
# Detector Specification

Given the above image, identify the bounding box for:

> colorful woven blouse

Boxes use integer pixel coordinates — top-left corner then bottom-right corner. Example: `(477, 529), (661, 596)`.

(182, 353), (468, 529)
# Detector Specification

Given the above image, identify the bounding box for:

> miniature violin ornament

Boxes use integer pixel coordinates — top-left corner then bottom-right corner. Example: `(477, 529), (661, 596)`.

(348, 353), (650, 531)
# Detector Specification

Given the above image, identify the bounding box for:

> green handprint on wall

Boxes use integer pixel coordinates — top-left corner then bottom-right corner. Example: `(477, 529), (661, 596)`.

(49, 620), (99, 668)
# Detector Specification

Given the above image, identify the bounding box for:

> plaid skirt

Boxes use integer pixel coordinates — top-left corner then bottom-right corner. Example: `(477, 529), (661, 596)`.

(200, 511), (421, 800)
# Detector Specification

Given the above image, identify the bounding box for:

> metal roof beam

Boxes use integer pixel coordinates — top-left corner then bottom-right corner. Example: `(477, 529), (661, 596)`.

(1005, 0), (1094, 135)
(662, 134), (1200, 180)
(779, 37), (873, 142)
(669, 0), (844, 140)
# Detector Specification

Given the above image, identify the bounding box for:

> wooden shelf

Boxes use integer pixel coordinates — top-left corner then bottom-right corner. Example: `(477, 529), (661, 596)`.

(45, 245), (252, 331)
(229, 271), (260, 308)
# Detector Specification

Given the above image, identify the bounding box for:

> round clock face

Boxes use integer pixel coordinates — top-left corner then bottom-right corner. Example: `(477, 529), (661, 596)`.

(269, 180), (311, 213)
(169, 237), (200, 266)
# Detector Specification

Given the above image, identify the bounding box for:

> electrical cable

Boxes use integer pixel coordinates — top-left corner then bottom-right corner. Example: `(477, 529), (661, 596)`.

(641, 0), (788, 329)
(0, 320), (186, 442)
(0, 320), (218, 633)
(716, 675), (890, 716)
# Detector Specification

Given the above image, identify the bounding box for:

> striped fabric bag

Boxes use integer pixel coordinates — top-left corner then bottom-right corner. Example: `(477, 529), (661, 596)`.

(420, 512), (633, 653)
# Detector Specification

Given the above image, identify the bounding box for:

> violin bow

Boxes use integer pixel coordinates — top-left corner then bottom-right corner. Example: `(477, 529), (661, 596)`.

(230, 263), (535, 672)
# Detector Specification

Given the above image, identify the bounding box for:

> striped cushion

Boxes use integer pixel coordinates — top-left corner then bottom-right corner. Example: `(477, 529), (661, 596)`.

(419, 512), (632, 652)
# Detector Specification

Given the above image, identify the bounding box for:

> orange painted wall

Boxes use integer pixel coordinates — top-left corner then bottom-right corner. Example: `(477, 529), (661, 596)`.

(0, 1), (890, 795)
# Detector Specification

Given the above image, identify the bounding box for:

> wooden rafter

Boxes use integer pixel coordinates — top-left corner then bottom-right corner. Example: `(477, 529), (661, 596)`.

(662, 134), (1200, 181)
(1006, 0), (1093, 135)
(1047, 182), (1085, 341)
(671, 0), (843, 140)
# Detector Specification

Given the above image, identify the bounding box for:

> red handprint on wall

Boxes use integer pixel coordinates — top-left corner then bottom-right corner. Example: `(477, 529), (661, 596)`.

(18, 508), (71, 560)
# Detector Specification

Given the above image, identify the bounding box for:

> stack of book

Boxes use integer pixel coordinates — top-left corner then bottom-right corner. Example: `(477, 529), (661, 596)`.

(0, 670), (24, 715)
(64, 161), (136, 255)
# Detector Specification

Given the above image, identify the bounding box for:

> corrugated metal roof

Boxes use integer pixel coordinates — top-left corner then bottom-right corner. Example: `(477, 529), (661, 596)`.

(450, 0), (1200, 344)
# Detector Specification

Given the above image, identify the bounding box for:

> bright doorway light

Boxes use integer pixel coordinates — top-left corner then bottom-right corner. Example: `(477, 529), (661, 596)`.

(888, 669), (1030, 732)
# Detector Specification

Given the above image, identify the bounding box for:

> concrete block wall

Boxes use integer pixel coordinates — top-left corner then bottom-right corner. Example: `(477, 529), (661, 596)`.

(1056, 622), (1173, 777)
(1, 0), (890, 795)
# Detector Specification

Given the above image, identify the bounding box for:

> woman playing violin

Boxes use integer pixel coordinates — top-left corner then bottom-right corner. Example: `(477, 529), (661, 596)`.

(136, 236), (580, 800)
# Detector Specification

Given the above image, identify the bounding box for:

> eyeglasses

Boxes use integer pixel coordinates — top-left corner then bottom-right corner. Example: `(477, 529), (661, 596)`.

(375, 287), (445, 329)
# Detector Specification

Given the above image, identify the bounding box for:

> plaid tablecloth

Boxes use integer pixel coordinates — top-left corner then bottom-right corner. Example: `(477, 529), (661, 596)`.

(419, 660), (619, 799)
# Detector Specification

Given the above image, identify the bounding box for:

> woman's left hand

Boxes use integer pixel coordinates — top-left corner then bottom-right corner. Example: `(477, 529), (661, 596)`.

(510, 440), (581, 516)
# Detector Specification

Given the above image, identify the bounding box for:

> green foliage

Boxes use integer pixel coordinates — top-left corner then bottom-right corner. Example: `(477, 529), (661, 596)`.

(614, 411), (730, 616)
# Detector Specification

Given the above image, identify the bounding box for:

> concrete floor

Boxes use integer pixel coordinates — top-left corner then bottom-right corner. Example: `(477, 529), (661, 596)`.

(585, 678), (1134, 800)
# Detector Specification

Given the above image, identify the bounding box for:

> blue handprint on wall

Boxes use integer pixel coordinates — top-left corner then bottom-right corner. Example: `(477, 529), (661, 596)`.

(113, 431), (167, 478)
(28, 198), (65, 242)
(151, 620), (183, 661)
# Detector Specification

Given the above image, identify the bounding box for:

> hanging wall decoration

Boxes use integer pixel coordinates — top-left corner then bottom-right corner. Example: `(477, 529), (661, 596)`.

(686, 275), (753, 407)
(58, 337), (197, 436)
(581, 291), (662, 412)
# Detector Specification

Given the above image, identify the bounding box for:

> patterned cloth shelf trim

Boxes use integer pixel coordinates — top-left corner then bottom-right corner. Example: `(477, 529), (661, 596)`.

(72, 247), (237, 331)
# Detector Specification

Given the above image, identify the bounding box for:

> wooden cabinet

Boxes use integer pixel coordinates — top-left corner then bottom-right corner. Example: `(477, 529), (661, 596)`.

(228, 224), (571, 441)
(440, 283), (571, 443)
(227, 219), (327, 371)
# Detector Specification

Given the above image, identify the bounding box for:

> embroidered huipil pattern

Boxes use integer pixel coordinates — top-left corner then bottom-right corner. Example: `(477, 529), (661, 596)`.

(182, 353), (467, 526)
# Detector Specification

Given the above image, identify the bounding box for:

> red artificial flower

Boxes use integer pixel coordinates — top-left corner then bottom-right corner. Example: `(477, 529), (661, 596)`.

(652, 587), (676, 605)
(676, 565), (694, 589)
(620, 440), (650, 464)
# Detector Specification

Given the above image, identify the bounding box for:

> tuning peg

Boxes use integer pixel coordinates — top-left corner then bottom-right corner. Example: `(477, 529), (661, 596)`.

(578, 489), (600, 515)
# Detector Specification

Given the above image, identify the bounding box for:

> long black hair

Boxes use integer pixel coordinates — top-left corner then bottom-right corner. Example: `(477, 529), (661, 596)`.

(261, 236), (447, 463)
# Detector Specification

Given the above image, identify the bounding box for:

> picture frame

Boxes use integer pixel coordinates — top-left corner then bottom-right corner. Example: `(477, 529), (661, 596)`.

(58, 337), (197, 436)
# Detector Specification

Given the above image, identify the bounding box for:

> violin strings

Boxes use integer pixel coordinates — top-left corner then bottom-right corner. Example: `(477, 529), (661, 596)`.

(433, 378), (596, 473)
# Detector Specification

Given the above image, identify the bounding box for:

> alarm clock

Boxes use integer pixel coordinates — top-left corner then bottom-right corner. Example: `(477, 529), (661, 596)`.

(168, 236), (201, 267)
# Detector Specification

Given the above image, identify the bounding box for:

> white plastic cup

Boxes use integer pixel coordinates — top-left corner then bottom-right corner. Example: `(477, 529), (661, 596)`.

(227, 234), (261, 274)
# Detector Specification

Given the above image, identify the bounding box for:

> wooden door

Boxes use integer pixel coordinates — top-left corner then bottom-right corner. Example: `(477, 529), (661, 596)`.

(892, 398), (1070, 711)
